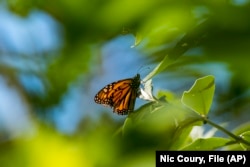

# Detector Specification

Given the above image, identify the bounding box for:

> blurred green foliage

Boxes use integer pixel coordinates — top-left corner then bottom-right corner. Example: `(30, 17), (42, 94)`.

(1, 0), (250, 167)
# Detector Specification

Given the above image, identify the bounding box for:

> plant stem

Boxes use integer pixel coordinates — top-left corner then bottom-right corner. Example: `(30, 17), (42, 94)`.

(203, 117), (250, 146)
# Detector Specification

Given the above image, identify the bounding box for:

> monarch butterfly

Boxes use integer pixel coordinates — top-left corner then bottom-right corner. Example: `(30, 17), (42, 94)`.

(94, 74), (141, 115)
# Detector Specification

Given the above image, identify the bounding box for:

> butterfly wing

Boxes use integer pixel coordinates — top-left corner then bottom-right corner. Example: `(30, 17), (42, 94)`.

(94, 74), (140, 115)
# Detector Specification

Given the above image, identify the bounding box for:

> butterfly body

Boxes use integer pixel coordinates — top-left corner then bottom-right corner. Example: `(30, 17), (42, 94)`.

(94, 74), (140, 115)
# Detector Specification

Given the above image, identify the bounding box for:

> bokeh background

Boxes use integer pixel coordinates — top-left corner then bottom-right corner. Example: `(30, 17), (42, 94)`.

(0, 0), (250, 166)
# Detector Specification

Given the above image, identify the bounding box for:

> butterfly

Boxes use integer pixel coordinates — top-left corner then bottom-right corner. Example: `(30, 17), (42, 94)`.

(94, 74), (141, 115)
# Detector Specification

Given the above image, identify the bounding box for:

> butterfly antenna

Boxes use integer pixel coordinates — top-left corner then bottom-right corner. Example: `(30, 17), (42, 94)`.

(137, 65), (151, 84)
(137, 66), (151, 75)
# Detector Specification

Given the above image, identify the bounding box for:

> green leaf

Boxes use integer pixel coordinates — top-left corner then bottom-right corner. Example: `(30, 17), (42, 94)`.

(157, 90), (176, 102)
(233, 122), (250, 136)
(169, 125), (193, 150)
(239, 131), (250, 150)
(181, 75), (215, 115)
(181, 137), (231, 150)
(142, 55), (175, 82)
(132, 32), (143, 47)
(123, 99), (202, 149)
(122, 117), (133, 136)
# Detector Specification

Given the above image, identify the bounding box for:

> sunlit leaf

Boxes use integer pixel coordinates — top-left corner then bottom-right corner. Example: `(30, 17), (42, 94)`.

(239, 131), (250, 150)
(233, 122), (250, 136)
(181, 75), (215, 115)
(181, 137), (231, 150)
(120, 151), (154, 167)
(157, 90), (176, 102)
(132, 32), (143, 48)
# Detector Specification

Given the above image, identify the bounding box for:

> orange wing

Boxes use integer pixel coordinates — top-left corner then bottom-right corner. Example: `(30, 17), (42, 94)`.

(94, 74), (140, 115)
